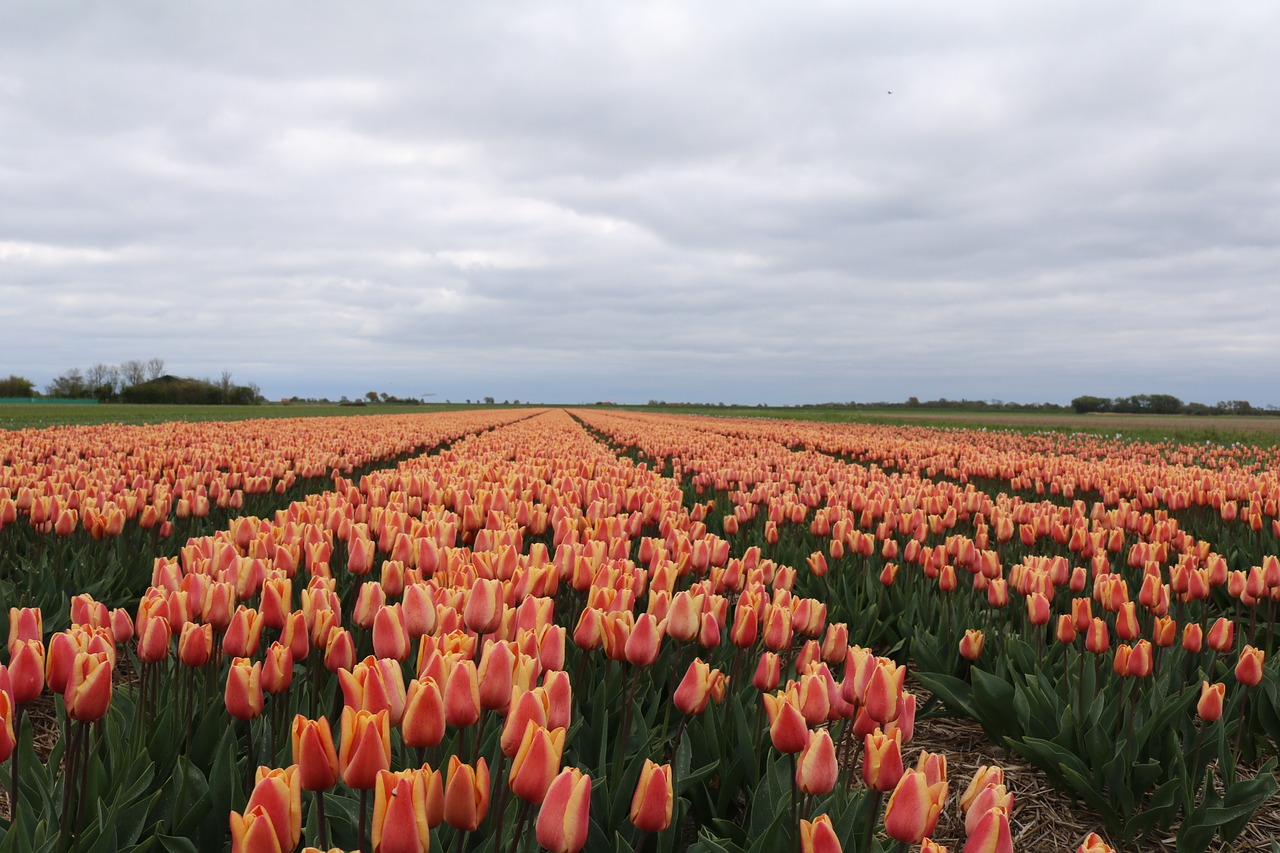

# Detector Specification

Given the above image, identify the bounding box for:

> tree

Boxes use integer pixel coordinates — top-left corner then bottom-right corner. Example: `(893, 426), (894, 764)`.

(120, 359), (147, 387)
(85, 363), (120, 401)
(0, 375), (35, 397)
(46, 368), (88, 398)
(218, 370), (235, 404)
(145, 358), (165, 381)
(365, 391), (380, 403)
(1071, 395), (1111, 414)
(484, 396), (495, 405)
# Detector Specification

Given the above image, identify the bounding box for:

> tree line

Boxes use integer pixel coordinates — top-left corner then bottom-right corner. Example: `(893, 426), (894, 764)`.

(0, 359), (263, 405)
(1071, 394), (1273, 416)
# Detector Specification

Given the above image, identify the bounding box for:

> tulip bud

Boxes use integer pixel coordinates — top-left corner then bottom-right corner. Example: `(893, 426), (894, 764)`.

(292, 715), (340, 791)
(629, 760), (673, 833)
(1236, 645), (1265, 687)
(442, 756), (490, 831)
(244, 765), (303, 853)
(958, 629), (984, 661)
(883, 769), (946, 844)
(508, 723), (566, 803)
(339, 707), (391, 790)
(180, 623), (213, 669)
(536, 768), (592, 853)
(1196, 681), (1225, 722)
(403, 677), (446, 749)
(65, 651), (113, 722)
(762, 692), (808, 754)
(226, 657), (264, 721)
(795, 728), (838, 795)
(863, 728), (904, 792)
(799, 813), (843, 853)
(371, 768), (431, 853)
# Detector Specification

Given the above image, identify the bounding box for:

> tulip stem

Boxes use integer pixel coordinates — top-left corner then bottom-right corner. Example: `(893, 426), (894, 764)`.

(315, 790), (329, 849)
(359, 787), (370, 853)
(862, 788), (884, 853)
(9, 704), (22, 826)
(76, 723), (92, 839)
(244, 718), (256, 792)
(507, 800), (532, 853)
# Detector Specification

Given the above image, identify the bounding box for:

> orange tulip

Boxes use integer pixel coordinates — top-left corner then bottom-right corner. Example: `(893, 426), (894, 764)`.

(1197, 681), (1225, 722)
(443, 657), (481, 728)
(463, 577), (504, 635)
(244, 765), (303, 853)
(339, 707), (391, 790)
(629, 760), (673, 833)
(883, 769), (945, 845)
(226, 657), (264, 721)
(963, 806), (1014, 853)
(959, 766), (1005, 813)
(864, 660), (903, 724)
(65, 651), (113, 722)
(674, 657), (717, 715)
(959, 629), (984, 661)
(292, 715), (340, 791)
(442, 755), (490, 831)
(753, 652), (781, 692)
(372, 768), (431, 853)
(178, 622), (213, 668)
(354, 582), (388, 630)
(8, 638), (45, 704)
(324, 627), (356, 674)
(1085, 618), (1109, 655)
(338, 656), (407, 726)
(964, 784), (1013, 835)
(795, 728), (838, 795)
(624, 613), (664, 667)
(262, 641), (294, 695)
(402, 677), (446, 749)
(477, 640), (517, 712)
(230, 805), (285, 853)
(1182, 622), (1203, 654)
(1026, 593), (1050, 626)
(799, 813), (842, 853)
(1236, 645), (1265, 687)
(536, 768), (592, 853)
(223, 606), (265, 658)
(8, 607), (42, 654)
(1207, 617), (1234, 653)
(373, 604), (411, 662)
(863, 728), (904, 792)
(762, 692), (808, 754)
(508, 722), (566, 803)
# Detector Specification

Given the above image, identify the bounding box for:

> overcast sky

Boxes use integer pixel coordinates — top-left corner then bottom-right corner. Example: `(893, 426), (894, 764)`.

(2, 2), (1277, 406)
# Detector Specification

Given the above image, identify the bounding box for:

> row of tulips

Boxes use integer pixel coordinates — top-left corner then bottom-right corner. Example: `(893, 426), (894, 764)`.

(574, 409), (1280, 850)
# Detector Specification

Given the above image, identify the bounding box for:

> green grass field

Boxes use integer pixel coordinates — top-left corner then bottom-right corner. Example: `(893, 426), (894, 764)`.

(4, 400), (1279, 447)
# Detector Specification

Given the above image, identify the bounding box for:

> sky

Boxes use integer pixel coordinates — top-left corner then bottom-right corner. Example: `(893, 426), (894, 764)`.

(2, 2), (1278, 407)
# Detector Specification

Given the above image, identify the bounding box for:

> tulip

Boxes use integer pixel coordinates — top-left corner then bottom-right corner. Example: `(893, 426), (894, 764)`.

(796, 728), (838, 795)
(223, 607), (265, 658)
(230, 805), (286, 853)
(883, 769), (945, 844)
(463, 577), (504, 635)
(1207, 617), (1235, 653)
(292, 715), (340, 790)
(864, 660), (903, 724)
(624, 613), (664, 667)
(373, 604), (411, 662)
(1196, 681), (1226, 722)
(959, 766), (1005, 813)
(65, 651), (113, 722)
(281, 610), (310, 662)
(178, 622), (214, 668)
(245, 765), (303, 853)
(921, 841), (950, 853)
(536, 768), (592, 853)
(372, 769), (431, 853)
(354, 583), (388, 630)
(753, 652), (781, 692)
(443, 657), (481, 728)
(402, 677), (446, 749)
(1236, 645), (1265, 687)
(325, 628), (357, 674)
(442, 755), (490, 831)
(1125, 640), (1153, 678)
(508, 723), (566, 803)
(262, 641), (295, 695)
(963, 806), (1014, 853)
(863, 728), (904, 792)
(964, 784), (1013, 835)
(1085, 618), (1109, 655)
(1026, 592), (1050, 626)
(959, 629), (984, 661)
(1182, 622), (1203, 654)
(799, 813), (842, 853)
(339, 707), (391, 790)
(227, 657), (264, 721)
(672, 657), (716, 715)
(477, 640), (517, 712)
(762, 692), (808, 754)
(8, 607), (42, 654)
(629, 760), (673, 833)
(8, 639), (45, 704)
(260, 577), (292, 630)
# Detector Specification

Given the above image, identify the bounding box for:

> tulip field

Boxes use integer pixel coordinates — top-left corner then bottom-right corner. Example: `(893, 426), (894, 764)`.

(1, 409), (1278, 853)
